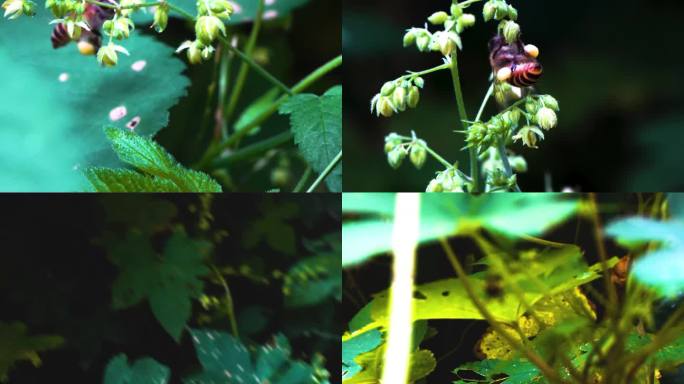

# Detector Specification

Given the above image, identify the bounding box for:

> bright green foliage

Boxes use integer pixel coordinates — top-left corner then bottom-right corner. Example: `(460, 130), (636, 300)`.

(606, 217), (684, 298)
(234, 88), (279, 135)
(627, 333), (684, 370)
(243, 199), (299, 254)
(0, 13), (189, 174)
(184, 329), (327, 384)
(0, 322), (64, 381)
(0, 49), (84, 191)
(344, 347), (436, 384)
(280, 85), (342, 192)
(453, 359), (542, 384)
(85, 128), (222, 192)
(342, 194), (578, 267)
(103, 354), (170, 384)
(108, 231), (213, 342)
(343, 329), (383, 380)
(284, 252), (341, 307)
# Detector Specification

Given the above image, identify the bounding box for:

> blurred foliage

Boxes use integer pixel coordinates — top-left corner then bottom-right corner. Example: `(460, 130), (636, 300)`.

(0, 194), (339, 382)
(343, 0), (684, 191)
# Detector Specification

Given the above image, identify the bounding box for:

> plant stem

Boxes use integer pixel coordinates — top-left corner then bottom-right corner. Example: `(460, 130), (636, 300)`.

(167, 2), (195, 20)
(215, 44), (232, 140)
(449, 50), (479, 193)
(222, 0), (267, 128)
(292, 165), (312, 192)
(588, 194), (619, 320)
(394, 135), (455, 169)
(381, 193), (420, 384)
(439, 238), (567, 384)
(306, 150), (341, 192)
(210, 130), (293, 169)
(210, 264), (239, 338)
(402, 62), (451, 80)
(196, 55), (342, 168)
(475, 82), (494, 122)
(221, 40), (293, 96)
(496, 136), (521, 192)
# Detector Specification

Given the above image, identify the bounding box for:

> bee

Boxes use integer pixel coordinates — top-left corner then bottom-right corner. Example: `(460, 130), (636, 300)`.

(50, 2), (115, 56)
(485, 273), (504, 298)
(488, 34), (542, 88)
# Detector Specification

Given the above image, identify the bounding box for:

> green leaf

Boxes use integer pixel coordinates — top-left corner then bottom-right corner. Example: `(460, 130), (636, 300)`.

(0, 13), (189, 183)
(243, 199), (299, 254)
(234, 88), (280, 135)
(0, 322), (64, 381)
(606, 217), (684, 298)
(344, 348), (436, 384)
(284, 252), (341, 307)
(85, 127), (222, 192)
(453, 359), (542, 384)
(103, 354), (170, 384)
(108, 231), (212, 342)
(280, 85), (342, 192)
(342, 329), (383, 380)
(343, 194), (578, 267)
(184, 330), (326, 384)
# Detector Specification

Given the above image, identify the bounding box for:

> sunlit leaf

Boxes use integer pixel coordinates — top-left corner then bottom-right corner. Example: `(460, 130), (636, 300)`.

(342, 329), (383, 380)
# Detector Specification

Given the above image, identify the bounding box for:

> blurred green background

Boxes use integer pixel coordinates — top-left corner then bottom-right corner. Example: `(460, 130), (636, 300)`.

(343, 0), (684, 191)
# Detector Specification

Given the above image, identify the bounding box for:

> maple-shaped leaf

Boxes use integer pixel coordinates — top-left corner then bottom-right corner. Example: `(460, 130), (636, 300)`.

(103, 353), (170, 384)
(0, 322), (63, 381)
(183, 329), (327, 384)
(108, 231), (212, 342)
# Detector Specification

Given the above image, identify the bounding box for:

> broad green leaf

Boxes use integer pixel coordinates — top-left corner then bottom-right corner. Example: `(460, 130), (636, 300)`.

(108, 231), (212, 341)
(0, 48), (83, 190)
(234, 88), (279, 134)
(103, 354), (170, 384)
(280, 85), (342, 192)
(342, 329), (383, 380)
(607, 217), (684, 298)
(243, 199), (299, 254)
(343, 194), (578, 267)
(184, 330), (326, 384)
(0, 13), (189, 179)
(453, 359), (542, 384)
(344, 348), (435, 384)
(0, 322), (63, 381)
(284, 252), (341, 307)
(85, 127), (222, 192)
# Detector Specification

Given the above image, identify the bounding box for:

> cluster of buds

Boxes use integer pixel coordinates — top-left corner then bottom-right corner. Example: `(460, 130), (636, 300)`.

(465, 108), (521, 153)
(486, 168), (517, 192)
(384, 132), (427, 170)
(426, 168), (465, 192)
(371, 77), (423, 118)
(482, 0), (518, 22)
(177, 0), (233, 64)
(511, 95), (559, 148)
(482, 147), (526, 191)
(402, 3), (475, 56)
(1, 0), (34, 19)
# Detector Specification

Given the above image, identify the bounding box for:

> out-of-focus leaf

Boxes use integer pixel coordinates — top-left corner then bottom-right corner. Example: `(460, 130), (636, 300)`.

(342, 329), (382, 380)
(453, 359), (541, 384)
(0, 322), (63, 381)
(284, 252), (341, 307)
(234, 88), (280, 135)
(103, 354), (170, 384)
(243, 199), (299, 254)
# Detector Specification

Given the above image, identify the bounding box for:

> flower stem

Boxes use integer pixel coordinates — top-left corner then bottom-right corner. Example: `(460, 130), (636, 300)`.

(475, 82), (494, 122)
(449, 50), (479, 193)
(292, 165), (312, 192)
(209, 130), (293, 169)
(496, 136), (521, 192)
(306, 150), (342, 192)
(402, 62), (451, 80)
(210, 264), (239, 338)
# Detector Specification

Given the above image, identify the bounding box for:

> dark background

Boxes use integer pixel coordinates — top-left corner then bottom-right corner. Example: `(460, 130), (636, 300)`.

(0, 194), (340, 383)
(343, 0), (684, 191)
(342, 194), (684, 382)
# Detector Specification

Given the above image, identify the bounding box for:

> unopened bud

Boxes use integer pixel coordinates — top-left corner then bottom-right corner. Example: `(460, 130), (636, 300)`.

(387, 147), (406, 169)
(539, 95), (560, 111)
(392, 86), (407, 111)
(407, 86), (420, 108)
(380, 81), (395, 96)
(428, 11), (448, 25)
(410, 140), (427, 169)
(536, 107), (557, 130)
(503, 20), (520, 44)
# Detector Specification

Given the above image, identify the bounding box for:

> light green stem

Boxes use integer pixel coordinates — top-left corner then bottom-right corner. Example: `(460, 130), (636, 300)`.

(292, 166), (312, 192)
(306, 150), (342, 192)
(449, 50), (479, 193)
(210, 264), (239, 338)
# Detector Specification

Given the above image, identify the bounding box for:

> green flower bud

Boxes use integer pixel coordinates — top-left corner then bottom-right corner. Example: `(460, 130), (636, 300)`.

(378, 96), (395, 117)
(201, 45), (215, 60)
(176, 40), (203, 64)
(450, 4), (462, 17)
(112, 17), (134, 39)
(403, 29), (416, 47)
(428, 11), (448, 25)
(435, 31), (458, 56)
(410, 140), (427, 169)
(208, 0), (233, 19)
(416, 34), (431, 51)
(387, 147), (406, 169)
(508, 108), (521, 126)
(458, 14), (476, 28)
(525, 100), (539, 114)
(494, 1), (509, 20)
(152, 4), (169, 33)
(512, 125), (544, 149)
(483, 1), (495, 21)
(380, 81), (395, 96)
(407, 86), (420, 108)
(509, 155), (528, 173)
(508, 5), (518, 20)
(96, 42), (129, 67)
(195, 15), (225, 44)
(502, 20), (520, 44)
(413, 77), (424, 88)
(384, 133), (402, 153)
(426, 179), (443, 192)
(2, 0), (34, 19)
(536, 107), (557, 130)
(392, 86), (407, 111)
(540, 95), (560, 111)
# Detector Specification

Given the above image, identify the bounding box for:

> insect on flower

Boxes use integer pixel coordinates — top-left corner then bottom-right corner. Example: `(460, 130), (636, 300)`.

(488, 34), (542, 88)
(51, 1), (115, 56)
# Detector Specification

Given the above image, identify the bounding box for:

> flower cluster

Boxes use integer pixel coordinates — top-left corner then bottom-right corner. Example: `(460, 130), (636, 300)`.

(384, 133), (427, 170)
(371, 77), (423, 118)
(2, 0), (35, 19)
(426, 168), (466, 192)
(402, 2), (476, 57)
(177, 0), (233, 64)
